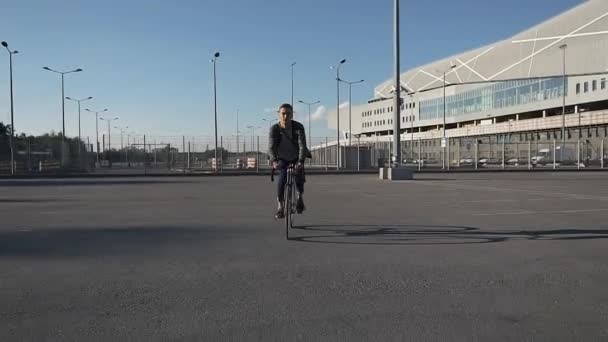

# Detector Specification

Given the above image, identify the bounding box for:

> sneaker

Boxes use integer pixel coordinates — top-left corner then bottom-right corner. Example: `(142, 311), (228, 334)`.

(274, 208), (285, 219)
(296, 197), (305, 214)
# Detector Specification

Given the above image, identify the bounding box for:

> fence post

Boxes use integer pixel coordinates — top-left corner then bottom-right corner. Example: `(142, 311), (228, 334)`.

(220, 136), (223, 173)
(167, 144), (171, 170)
(188, 141), (191, 170)
(502, 138), (505, 170)
(257, 136), (260, 173)
(528, 141), (532, 170)
(447, 137), (451, 171)
(577, 139), (581, 170)
(182, 136), (186, 174)
(553, 139), (557, 170)
(602, 139), (605, 169)
(357, 135), (360, 172)
(144, 135), (147, 176)
(26, 137), (31, 174)
(457, 138), (461, 168)
(418, 137), (422, 172)
(325, 136), (328, 172)
(475, 139), (478, 170)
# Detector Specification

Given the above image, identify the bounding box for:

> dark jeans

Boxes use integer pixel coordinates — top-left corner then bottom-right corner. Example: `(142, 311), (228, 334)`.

(277, 159), (305, 202)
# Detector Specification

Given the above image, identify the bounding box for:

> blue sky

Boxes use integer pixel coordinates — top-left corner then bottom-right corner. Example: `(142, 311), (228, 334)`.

(0, 0), (583, 140)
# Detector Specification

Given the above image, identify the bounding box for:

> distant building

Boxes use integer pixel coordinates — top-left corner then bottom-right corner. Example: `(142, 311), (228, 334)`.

(327, 0), (608, 146)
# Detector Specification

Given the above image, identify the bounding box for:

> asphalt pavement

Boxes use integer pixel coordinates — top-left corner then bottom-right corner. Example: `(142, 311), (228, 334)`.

(1, 172), (608, 341)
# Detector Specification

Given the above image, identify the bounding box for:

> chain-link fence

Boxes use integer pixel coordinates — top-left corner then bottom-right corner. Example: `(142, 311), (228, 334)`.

(2, 129), (608, 175)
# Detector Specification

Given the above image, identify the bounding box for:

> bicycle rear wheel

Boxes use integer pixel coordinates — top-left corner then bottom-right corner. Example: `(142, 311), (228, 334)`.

(284, 179), (291, 239)
(289, 179), (296, 229)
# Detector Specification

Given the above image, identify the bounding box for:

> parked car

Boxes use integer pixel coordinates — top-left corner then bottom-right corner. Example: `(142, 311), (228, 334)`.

(459, 157), (474, 165)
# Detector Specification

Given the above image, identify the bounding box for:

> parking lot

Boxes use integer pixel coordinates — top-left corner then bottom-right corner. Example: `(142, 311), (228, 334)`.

(1, 172), (608, 340)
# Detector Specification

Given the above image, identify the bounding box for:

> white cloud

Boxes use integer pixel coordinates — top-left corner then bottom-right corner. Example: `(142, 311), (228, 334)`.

(311, 105), (327, 122)
(339, 101), (349, 110)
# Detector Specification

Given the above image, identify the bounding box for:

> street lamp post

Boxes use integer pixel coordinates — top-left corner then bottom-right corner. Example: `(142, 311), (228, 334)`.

(99, 116), (118, 167)
(66, 96), (92, 160)
(236, 107), (239, 154)
(43, 66), (83, 167)
(114, 125), (128, 150)
(291, 62), (296, 108)
(408, 93), (415, 161)
(337, 79), (364, 147)
(298, 100), (320, 147)
(559, 44), (567, 163)
(86, 108), (108, 164)
(114, 125), (128, 164)
(262, 118), (273, 131)
(437, 64), (456, 169)
(211, 52), (220, 170)
(1, 41), (18, 175)
(331, 59), (347, 169)
(100, 117), (119, 150)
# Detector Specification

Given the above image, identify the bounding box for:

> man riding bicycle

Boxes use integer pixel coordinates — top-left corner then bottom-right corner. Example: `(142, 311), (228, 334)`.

(268, 103), (310, 219)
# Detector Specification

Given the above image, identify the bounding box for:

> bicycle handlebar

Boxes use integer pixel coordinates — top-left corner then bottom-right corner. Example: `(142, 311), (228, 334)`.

(271, 163), (298, 182)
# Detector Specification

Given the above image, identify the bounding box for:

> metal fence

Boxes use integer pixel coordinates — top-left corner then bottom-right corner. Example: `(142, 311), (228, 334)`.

(1, 131), (607, 175)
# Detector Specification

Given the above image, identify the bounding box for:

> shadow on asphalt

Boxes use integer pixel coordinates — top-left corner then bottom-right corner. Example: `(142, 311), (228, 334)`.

(0, 180), (198, 187)
(0, 227), (231, 257)
(289, 224), (608, 245)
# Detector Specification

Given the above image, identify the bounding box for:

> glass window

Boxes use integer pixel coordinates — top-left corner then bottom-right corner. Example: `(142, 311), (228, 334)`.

(593, 80), (597, 91)
(584, 82), (589, 93)
(602, 78), (606, 90)
(576, 83), (581, 94)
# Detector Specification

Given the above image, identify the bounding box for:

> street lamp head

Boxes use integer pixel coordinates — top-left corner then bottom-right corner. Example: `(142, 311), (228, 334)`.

(298, 100), (304, 104)
(1, 41), (7, 47)
(43, 67), (51, 71)
(12, 50), (18, 54)
(340, 59), (346, 64)
(291, 62), (296, 66)
(65, 96), (73, 100)
(87, 97), (93, 100)
(559, 44), (568, 49)
(214, 52), (220, 58)
(75, 68), (83, 72)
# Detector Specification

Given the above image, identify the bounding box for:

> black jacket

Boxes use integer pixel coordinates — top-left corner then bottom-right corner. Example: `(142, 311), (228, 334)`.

(268, 120), (311, 163)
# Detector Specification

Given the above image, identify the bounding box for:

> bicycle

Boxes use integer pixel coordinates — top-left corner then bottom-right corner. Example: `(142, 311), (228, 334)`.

(271, 163), (297, 239)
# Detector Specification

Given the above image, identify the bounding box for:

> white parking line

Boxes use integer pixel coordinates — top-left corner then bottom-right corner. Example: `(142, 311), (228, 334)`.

(462, 199), (515, 203)
(474, 208), (608, 216)
(416, 181), (608, 201)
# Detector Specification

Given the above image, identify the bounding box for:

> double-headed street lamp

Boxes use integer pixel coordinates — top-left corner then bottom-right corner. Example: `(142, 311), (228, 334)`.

(65, 96), (92, 158)
(99, 117), (119, 152)
(298, 100), (320, 146)
(559, 44), (568, 163)
(331, 58), (347, 169)
(1, 41), (18, 175)
(437, 64), (456, 169)
(43, 66), (83, 166)
(85, 108), (108, 163)
(262, 118), (274, 131)
(291, 62), (296, 107)
(211, 51), (220, 168)
(337, 79), (364, 148)
(114, 125), (129, 150)
(246, 125), (261, 151)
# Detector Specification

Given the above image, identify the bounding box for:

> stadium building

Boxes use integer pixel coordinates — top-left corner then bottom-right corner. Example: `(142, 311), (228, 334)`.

(323, 0), (608, 168)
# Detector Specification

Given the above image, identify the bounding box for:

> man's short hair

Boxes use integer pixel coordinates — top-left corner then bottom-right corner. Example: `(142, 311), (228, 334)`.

(278, 103), (293, 112)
